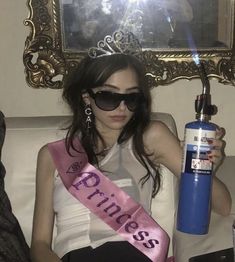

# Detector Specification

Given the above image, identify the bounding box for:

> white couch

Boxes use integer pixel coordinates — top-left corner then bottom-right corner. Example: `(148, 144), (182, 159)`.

(2, 113), (235, 261)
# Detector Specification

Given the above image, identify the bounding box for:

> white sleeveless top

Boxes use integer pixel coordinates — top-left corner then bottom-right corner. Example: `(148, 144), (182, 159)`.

(53, 139), (154, 258)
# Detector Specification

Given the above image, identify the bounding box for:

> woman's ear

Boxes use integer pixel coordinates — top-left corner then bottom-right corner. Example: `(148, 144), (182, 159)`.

(82, 92), (90, 105)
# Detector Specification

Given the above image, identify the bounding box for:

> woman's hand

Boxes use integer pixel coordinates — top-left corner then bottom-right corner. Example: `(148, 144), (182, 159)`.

(209, 127), (231, 216)
(207, 127), (226, 172)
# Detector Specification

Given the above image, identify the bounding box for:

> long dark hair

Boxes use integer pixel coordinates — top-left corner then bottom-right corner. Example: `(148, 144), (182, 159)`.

(62, 54), (161, 196)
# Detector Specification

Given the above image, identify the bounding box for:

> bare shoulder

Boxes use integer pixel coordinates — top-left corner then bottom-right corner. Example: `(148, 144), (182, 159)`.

(37, 144), (53, 164)
(144, 120), (175, 144)
(38, 143), (51, 156)
(36, 144), (56, 177)
(143, 120), (181, 172)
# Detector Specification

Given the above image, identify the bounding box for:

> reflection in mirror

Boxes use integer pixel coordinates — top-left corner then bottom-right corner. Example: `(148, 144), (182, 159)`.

(23, 0), (235, 89)
(61, 0), (232, 51)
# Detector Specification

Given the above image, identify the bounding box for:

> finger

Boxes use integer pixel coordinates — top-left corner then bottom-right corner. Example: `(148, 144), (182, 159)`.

(215, 127), (226, 139)
(207, 149), (225, 163)
(207, 138), (226, 150)
(207, 150), (223, 158)
(207, 154), (223, 165)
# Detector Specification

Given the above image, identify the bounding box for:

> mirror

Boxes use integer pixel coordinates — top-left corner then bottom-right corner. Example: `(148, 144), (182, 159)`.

(23, 0), (235, 89)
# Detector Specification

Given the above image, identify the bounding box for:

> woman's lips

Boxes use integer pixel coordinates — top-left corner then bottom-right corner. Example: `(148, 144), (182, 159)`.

(110, 115), (127, 121)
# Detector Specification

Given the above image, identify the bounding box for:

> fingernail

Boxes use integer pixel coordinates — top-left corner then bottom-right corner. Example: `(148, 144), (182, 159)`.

(218, 127), (225, 135)
(207, 139), (213, 144)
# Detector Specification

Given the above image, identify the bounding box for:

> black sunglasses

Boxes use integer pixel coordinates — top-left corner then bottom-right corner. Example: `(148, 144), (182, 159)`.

(87, 89), (142, 111)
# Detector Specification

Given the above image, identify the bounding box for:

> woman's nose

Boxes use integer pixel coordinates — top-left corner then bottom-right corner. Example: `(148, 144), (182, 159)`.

(118, 100), (127, 111)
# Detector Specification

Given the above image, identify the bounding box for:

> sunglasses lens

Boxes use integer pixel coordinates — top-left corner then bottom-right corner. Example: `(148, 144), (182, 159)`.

(95, 92), (120, 111)
(125, 93), (141, 111)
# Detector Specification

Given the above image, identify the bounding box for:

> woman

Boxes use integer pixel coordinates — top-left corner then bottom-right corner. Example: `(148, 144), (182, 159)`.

(30, 35), (231, 262)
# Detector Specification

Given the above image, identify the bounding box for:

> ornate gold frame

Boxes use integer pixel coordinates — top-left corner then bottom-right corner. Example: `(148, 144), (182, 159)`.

(23, 0), (235, 89)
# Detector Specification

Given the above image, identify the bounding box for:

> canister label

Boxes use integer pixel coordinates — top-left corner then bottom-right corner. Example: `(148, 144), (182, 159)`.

(182, 128), (216, 175)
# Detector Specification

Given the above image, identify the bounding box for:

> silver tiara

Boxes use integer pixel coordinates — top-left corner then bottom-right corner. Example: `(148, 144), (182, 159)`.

(88, 30), (143, 60)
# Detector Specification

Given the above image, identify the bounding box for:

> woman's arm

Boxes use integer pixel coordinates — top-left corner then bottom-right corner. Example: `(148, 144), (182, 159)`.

(211, 176), (232, 215)
(206, 130), (232, 216)
(144, 121), (232, 216)
(31, 145), (61, 262)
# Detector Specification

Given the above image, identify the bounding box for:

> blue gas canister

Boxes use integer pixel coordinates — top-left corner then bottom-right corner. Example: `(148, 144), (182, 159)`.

(177, 117), (216, 234)
(177, 63), (217, 235)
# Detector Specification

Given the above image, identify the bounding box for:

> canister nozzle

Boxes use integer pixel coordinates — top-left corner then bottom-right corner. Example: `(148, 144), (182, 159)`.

(195, 63), (217, 119)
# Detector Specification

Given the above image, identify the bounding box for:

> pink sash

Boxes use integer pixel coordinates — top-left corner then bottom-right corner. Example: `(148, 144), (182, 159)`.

(48, 138), (172, 262)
